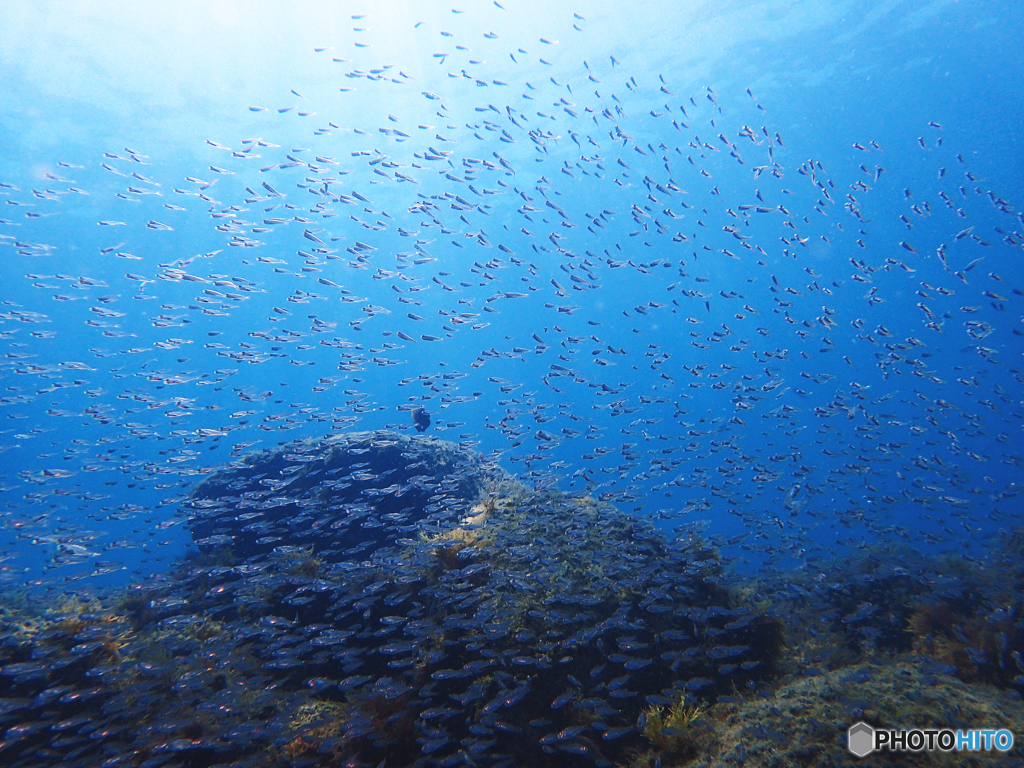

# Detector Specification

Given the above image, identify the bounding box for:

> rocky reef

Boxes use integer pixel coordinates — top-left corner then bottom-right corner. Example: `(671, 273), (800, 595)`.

(0, 432), (1020, 767)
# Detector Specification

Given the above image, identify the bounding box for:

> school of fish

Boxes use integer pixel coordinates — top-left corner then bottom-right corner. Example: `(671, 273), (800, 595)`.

(0, 4), (1022, 765)
(0, 7), (1019, 586)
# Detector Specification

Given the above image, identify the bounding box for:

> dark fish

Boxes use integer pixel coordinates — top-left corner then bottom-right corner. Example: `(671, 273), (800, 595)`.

(412, 406), (431, 432)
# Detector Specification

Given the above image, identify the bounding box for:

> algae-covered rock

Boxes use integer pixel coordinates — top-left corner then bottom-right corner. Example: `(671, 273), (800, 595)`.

(688, 659), (1024, 767)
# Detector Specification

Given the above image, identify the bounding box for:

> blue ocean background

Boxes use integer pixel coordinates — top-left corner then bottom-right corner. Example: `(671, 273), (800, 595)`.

(1, 0), (1022, 591)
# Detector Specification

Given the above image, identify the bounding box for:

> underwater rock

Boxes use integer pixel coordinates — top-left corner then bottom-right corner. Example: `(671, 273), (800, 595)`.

(0, 432), (787, 768)
(170, 432), (785, 766)
(687, 659), (1024, 767)
(3, 431), (1019, 767)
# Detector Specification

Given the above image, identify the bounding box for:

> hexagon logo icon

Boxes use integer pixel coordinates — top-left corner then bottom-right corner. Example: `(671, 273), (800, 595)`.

(848, 721), (875, 757)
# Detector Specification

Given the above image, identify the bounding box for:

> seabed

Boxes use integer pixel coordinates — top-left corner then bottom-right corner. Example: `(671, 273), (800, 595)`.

(1, 432), (1022, 767)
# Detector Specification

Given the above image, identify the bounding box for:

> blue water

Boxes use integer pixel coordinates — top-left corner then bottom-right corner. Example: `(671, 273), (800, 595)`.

(1, 0), (1022, 591)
